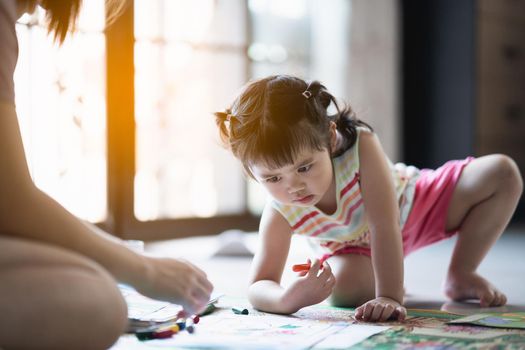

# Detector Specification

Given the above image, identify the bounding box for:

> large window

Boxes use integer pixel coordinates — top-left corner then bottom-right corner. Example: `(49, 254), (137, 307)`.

(15, 1), (107, 223)
(133, 0), (248, 221)
(16, 1), (397, 240)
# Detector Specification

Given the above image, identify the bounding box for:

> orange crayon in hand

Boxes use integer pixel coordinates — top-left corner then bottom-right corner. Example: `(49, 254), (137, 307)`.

(292, 263), (311, 272)
(292, 260), (325, 272)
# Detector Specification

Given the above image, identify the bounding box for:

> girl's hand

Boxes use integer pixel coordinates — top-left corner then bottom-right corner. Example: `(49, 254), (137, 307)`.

(354, 297), (406, 322)
(134, 256), (214, 315)
(282, 259), (336, 312)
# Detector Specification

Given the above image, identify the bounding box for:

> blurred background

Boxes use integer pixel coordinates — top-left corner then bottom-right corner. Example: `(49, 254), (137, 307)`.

(14, 0), (524, 240)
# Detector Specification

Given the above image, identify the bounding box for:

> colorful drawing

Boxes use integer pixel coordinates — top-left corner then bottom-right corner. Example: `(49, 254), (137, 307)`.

(140, 314), (350, 349)
(448, 312), (525, 330)
(111, 297), (525, 350)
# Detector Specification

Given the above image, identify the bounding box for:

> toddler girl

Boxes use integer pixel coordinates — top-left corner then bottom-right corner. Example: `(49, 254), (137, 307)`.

(214, 75), (522, 322)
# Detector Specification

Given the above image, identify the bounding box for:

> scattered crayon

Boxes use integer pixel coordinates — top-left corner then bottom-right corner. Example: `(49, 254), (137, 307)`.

(163, 324), (180, 333)
(135, 315), (198, 341)
(184, 315), (198, 333)
(292, 260), (326, 272)
(153, 329), (174, 339)
(192, 315), (200, 324)
(200, 302), (216, 316)
(292, 263), (311, 272)
(135, 330), (155, 341)
(232, 308), (249, 315)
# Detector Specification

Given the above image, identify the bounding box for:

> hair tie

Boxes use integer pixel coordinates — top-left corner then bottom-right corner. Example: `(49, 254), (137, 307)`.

(302, 81), (313, 99)
(216, 111), (237, 122)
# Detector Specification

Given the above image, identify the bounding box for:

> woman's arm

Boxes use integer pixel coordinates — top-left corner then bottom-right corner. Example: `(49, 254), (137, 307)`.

(248, 204), (335, 314)
(356, 130), (406, 321)
(0, 102), (213, 314)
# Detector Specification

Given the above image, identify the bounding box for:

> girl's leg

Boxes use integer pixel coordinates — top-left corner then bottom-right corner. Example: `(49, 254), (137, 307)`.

(0, 236), (128, 350)
(328, 254), (375, 307)
(444, 154), (523, 307)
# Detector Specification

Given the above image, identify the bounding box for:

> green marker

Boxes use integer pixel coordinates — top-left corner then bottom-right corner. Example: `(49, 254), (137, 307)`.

(232, 308), (249, 315)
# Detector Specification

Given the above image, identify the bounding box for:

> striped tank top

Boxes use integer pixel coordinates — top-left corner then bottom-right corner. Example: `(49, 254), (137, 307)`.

(270, 128), (420, 255)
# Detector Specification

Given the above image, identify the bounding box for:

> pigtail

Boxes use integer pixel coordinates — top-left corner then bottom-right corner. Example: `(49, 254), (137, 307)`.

(214, 109), (234, 148)
(331, 100), (373, 157)
(301, 80), (331, 130)
(307, 81), (331, 110)
(291, 78), (373, 156)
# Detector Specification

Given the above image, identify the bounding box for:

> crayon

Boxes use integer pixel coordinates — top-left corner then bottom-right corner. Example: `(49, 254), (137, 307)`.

(152, 329), (175, 339)
(292, 260), (326, 272)
(192, 315), (200, 324)
(161, 324), (180, 333)
(200, 302), (216, 316)
(135, 319), (185, 341)
(292, 263), (311, 272)
(232, 308), (249, 315)
(135, 330), (156, 341)
(184, 315), (198, 333)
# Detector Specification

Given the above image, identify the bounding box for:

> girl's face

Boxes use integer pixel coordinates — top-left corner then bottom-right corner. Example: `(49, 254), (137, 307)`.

(250, 147), (335, 208)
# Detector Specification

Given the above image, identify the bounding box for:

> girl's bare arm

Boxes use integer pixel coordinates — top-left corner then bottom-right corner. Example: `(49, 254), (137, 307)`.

(357, 130), (405, 319)
(248, 205), (335, 314)
(248, 205), (295, 312)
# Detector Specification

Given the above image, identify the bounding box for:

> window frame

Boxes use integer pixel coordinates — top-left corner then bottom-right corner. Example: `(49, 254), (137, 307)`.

(103, 2), (259, 240)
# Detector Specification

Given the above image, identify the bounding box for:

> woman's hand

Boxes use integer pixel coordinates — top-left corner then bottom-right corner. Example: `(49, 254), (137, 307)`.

(134, 256), (214, 315)
(282, 259), (336, 313)
(354, 296), (406, 322)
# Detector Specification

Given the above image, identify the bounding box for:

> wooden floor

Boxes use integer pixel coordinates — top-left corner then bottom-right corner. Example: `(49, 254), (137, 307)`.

(145, 224), (525, 314)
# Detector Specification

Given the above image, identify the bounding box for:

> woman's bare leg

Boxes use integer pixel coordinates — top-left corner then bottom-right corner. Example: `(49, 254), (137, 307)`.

(0, 236), (128, 350)
(444, 155), (523, 307)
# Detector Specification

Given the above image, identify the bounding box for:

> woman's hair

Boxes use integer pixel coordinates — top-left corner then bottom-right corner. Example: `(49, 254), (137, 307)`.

(41, 0), (127, 44)
(215, 75), (372, 177)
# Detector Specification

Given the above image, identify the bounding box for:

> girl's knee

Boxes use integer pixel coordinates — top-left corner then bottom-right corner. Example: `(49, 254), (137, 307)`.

(329, 270), (375, 308)
(492, 155), (523, 195)
(327, 254), (375, 307)
(329, 285), (374, 308)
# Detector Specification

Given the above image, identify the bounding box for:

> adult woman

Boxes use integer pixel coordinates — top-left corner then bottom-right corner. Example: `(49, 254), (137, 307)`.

(0, 1), (213, 348)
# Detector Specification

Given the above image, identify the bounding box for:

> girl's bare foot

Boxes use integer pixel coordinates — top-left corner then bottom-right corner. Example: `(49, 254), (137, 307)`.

(443, 271), (507, 307)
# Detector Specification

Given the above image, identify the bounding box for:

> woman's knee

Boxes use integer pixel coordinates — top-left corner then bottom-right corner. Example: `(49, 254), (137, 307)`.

(1, 266), (127, 350)
(61, 266), (128, 350)
(65, 273), (128, 350)
(0, 239), (128, 349)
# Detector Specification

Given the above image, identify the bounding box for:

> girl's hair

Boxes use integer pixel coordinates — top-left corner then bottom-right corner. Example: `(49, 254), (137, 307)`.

(215, 75), (372, 177)
(41, 0), (127, 44)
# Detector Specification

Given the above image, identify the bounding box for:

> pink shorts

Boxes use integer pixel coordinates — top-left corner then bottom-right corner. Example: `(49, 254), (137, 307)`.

(322, 157), (474, 261)
(401, 157), (474, 256)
